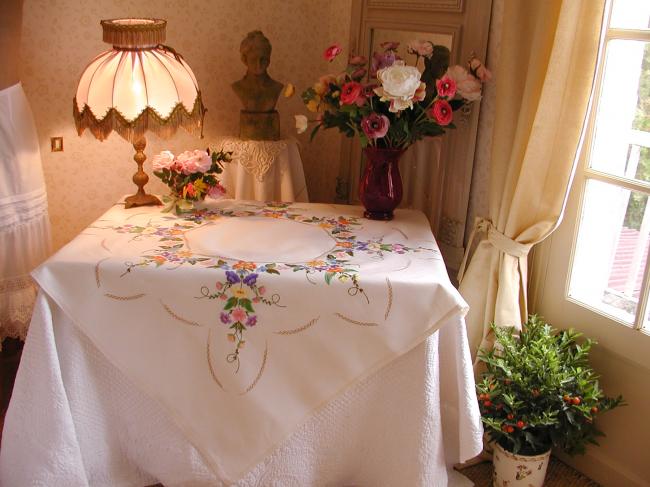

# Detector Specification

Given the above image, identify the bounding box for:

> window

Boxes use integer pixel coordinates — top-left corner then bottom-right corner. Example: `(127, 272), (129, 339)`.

(568, 0), (650, 331)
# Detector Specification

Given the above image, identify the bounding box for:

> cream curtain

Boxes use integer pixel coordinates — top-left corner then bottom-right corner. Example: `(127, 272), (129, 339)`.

(458, 0), (605, 358)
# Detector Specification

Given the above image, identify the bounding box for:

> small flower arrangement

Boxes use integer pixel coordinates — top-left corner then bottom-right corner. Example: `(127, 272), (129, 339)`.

(296, 40), (490, 149)
(477, 315), (624, 456)
(152, 149), (231, 214)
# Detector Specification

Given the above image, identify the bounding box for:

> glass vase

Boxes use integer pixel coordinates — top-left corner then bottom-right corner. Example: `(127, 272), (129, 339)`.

(359, 146), (405, 220)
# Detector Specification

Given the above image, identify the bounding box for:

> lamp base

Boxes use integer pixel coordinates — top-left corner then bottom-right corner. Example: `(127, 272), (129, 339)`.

(125, 192), (162, 209)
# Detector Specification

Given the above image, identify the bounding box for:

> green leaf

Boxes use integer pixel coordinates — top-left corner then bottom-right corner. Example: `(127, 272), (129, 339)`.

(224, 297), (238, 311)
(239, 298), (254, 313)
(324, 272), (334, 285)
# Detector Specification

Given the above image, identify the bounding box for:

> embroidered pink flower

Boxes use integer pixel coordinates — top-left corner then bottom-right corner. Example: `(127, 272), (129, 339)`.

(340, 81), (363, 105)
(436, 76), (457, 98)
(323, 43), (342, 62)
(361, 113), (390, 139)
(258, 286), (266, 295)
(232, 307), (247, 323)
(152, 150), (175, 171)
(176, 149), (212, 175)
(430, 99), (453, 126)
(468, 56), (492, 82)
(208, 183), (226, 199)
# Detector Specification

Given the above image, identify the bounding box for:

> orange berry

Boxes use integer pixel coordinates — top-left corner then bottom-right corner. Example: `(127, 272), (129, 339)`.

(563, 394), (571, 402)
(591, 406), (598, 414)
(507, 426), (515, 433)
(496, 404), (504, 410)
(516, 420), (525, 428)
(483, 400), (492, 407)
(507, 413), (514, 420)
(572, 397), (581, 405)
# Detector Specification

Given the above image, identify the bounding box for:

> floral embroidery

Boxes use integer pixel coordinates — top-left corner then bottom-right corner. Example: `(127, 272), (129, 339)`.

(111, 203), (437, 377)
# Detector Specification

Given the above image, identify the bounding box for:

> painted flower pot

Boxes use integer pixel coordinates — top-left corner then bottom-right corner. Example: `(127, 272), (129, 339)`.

(359, 146), (405, 221)
(492, 442), (551, 487)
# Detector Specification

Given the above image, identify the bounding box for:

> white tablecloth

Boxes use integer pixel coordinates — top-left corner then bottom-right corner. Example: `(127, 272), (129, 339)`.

(217, 137), (308, 202)
(1, 292), (481, 487)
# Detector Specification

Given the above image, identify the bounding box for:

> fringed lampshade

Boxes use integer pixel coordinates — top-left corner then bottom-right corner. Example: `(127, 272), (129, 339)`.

(73, 18), (206, 208)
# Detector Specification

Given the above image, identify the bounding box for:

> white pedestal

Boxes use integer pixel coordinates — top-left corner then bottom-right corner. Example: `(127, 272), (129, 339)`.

(216, 137), (308, 203)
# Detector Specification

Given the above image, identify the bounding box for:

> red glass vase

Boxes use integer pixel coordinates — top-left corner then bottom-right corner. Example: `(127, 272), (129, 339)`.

(359, 146), (405, 220)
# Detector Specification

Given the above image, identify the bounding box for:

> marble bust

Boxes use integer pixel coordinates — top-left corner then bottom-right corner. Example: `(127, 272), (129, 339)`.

(232, 31), (283, 140)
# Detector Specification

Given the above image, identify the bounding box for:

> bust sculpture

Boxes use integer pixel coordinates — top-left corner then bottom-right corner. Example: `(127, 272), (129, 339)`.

(232, 31), (283, 141)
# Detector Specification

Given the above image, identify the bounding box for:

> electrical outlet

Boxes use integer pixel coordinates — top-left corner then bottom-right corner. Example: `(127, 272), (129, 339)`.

(50, 137), (63, 152)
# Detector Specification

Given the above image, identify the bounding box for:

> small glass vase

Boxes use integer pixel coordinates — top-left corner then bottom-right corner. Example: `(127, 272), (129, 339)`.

(359, 146), (405, 221)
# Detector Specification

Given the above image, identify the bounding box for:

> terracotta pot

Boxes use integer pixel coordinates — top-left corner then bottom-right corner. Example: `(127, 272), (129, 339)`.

(359, 146), (405, 221)
(492, 442), (551, 487)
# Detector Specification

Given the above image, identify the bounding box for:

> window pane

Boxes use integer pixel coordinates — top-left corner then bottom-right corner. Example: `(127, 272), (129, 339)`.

(610, 0), (650, 30)
(569, 179), (650, 325)
(590, 40), (650, 182)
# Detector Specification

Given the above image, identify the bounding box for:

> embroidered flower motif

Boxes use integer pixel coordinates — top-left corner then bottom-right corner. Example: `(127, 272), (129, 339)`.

(232, 307), (247, 323)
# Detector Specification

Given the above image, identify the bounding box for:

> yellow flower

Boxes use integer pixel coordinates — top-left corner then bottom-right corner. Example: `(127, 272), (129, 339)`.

(177, 250), (193, 258)
(233, 287), (248, 299)
(307, 260), (326, 267)
(193, 178), (208, 195)
(313, 81), (327, 95)
(306, 98), (320, 113)
(318, 222), (333, 229)
(284, 83), (295, 98)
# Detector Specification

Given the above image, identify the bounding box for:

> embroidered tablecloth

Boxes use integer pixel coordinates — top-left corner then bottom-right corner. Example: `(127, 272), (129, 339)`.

(32, 199), (469, 482)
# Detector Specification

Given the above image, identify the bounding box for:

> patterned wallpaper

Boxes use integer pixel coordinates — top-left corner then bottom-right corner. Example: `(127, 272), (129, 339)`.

(20, 0), (352, 250)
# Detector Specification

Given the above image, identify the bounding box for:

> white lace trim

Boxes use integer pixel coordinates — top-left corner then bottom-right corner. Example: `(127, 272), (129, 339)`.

(0, 275), (38, 348)
(217, 137), (288, 182)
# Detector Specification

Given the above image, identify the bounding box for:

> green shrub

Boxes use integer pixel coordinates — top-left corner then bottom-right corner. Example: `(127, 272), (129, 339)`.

(476, 315), (624, 456)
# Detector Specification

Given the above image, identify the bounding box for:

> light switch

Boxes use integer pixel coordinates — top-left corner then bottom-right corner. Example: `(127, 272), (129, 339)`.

(51, 137), (63, 152)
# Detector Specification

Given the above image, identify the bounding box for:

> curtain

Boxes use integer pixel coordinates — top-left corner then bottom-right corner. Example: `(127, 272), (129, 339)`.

(457, 0), (606, 358)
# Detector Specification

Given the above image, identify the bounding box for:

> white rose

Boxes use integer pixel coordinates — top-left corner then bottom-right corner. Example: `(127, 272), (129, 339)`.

(295, 114), (308, 134)
(152, 150), (175, 171)
(374, 61), (423, 112)
(446, 65), (482, 101)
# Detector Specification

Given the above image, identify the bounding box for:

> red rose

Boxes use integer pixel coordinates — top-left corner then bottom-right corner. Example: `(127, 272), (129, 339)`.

(323, 43), (343, 62)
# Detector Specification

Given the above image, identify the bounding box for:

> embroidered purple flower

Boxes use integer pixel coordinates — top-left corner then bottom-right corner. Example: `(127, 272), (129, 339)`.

(246, 316), (258, 327)
(220, 312), (231, 324)
(242, 273), (258, 286)
(361, 113), (390, 139)
(226, 270), (240, 284)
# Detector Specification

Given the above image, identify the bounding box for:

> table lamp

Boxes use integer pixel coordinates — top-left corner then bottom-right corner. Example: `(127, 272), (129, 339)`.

(73, 18), (206, 208)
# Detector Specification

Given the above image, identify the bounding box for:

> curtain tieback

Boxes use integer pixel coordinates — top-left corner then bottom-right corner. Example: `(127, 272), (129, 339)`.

(457, 217), (532, 283)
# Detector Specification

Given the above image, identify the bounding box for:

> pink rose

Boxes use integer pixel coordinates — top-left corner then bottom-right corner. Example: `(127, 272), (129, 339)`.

(208, 183), (226, 199)
(468, 56), (492, 82)
(348, 55), (367, 66)
(446, 65), (482, 101)
(430, 99), (453, 126)
(152, 150), (175, 171)
(407, 40), (433, 57)
(232, 307), (247, 323)
(380, 41), (400, 51)
(176, 149), (212, 175)
(323, 43), (342, 62)
(361, 113), (390, 139)
(340, 81), (363, 105)
(435, 76), (457, 98)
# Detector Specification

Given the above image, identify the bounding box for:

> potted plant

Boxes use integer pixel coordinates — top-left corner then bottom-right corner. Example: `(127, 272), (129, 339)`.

(476, 315), (624, 487)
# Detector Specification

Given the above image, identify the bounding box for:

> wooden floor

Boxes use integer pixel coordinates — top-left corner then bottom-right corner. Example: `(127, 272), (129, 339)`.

(1, 338), (600, 486)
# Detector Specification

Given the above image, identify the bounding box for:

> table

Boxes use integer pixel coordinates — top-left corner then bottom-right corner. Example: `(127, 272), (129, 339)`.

(217, 137), (308, 202)
(0, 199), (482, 486)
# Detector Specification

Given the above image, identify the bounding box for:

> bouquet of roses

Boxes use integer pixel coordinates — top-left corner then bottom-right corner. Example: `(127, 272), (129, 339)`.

(296, 40), (491, 149)
(152, 148), (231, 214)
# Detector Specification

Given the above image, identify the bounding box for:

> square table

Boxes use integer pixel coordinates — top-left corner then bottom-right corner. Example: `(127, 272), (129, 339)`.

(0, 199), (482, 486)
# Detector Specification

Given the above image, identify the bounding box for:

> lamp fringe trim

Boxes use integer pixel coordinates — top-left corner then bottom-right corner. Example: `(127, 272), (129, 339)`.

(73, 92), (206, 143)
